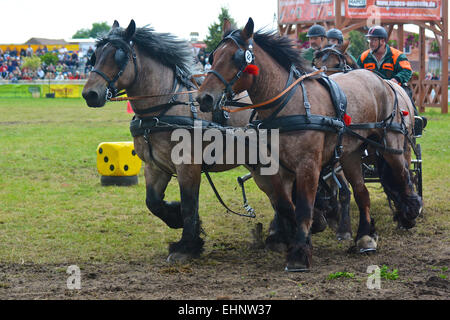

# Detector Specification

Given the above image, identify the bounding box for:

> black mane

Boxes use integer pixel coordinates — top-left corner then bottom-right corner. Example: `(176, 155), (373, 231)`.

(97, 26), (194, 75)
(223, 29), (312, 73)
(254, 31), (313, 73)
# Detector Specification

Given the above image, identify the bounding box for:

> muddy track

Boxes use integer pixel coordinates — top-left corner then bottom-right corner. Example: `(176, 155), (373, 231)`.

(0, 229), (448, 300)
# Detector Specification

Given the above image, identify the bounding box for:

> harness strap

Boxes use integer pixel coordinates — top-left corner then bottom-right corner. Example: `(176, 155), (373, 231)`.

(222, 68), (324, 113)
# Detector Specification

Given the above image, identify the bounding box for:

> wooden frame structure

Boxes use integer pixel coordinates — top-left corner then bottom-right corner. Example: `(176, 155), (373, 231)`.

(278, 0), (448, 113)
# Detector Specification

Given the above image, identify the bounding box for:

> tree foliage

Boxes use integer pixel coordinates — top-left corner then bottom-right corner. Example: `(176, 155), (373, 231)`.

(73, 22), (111, 39)
(40, 53), (59, 66)
(21, 56), (42, 71)
(204, 7), (237, 52)
(347, 30), (368, 60)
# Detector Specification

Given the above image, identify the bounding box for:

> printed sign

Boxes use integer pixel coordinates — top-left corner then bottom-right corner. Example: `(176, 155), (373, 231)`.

(346, 0), (441, 21)
(278, 0), (335, 24)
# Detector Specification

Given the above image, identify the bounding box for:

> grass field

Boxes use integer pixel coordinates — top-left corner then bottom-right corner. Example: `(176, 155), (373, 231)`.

(0, 98), (449, 266)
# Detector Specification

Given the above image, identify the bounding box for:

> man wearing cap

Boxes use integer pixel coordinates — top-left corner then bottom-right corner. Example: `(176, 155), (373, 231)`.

(303, 24), (327, 62)
(358, 26), (426, 131)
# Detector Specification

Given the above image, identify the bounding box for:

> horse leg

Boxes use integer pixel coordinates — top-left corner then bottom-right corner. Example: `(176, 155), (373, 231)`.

(167, 164), (204, 262)
(377, 152), (422, 229)
(336, 175), (352, 240)
(144, 164), (184, 229)
(341, 152), (377, 253)
(286, 157), (321, 272)
(252, 170), (295, 253)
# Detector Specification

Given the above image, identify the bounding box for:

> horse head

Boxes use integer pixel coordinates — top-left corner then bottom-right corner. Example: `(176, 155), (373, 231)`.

(82, 20), (138, 108)
(196, 18), (258, 112)
(313, 41), (356, 74)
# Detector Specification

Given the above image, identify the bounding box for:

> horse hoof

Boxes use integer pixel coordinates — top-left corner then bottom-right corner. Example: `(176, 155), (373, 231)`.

(337, 232), (352, 241)
(284, 264), (310, 272)
(356, 235), (377, 253)
(166, 252), (193, 263)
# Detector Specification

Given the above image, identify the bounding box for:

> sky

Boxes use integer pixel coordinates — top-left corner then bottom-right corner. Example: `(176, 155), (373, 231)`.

(0, 0), (278, 44)
(0, 1), (447, 44)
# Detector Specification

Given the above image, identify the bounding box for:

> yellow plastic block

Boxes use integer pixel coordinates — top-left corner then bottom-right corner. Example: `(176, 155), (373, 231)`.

(96, 142), (142, 176)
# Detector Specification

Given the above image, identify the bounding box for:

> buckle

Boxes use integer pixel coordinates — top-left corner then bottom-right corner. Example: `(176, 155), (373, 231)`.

(106, 88), (113, 101)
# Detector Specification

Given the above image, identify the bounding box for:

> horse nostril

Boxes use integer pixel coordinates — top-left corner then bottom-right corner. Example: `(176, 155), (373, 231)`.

(197, 93), (214, 112)
(83, 90), (99, 102)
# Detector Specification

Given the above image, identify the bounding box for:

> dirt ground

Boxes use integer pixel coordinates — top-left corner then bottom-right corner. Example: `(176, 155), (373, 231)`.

(0, 223), (448, 301)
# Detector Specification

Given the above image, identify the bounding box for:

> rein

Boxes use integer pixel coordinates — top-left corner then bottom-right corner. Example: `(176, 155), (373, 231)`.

(222, 68), (324, 113)
(109, 89), (197, 102)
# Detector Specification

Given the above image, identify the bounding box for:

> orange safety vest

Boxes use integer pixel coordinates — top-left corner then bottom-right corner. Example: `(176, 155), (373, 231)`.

(360, 47), (412, 71)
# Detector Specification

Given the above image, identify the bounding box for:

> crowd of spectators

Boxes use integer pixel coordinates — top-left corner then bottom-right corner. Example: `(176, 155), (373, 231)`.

(0, 45), (90, 82)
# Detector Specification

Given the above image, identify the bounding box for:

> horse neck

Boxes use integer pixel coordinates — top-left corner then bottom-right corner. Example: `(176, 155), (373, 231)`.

(126, 50), (177, 114)
(247, 45), (292, 119)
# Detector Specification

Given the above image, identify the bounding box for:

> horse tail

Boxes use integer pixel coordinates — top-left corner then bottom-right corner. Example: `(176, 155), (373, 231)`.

(376, 154), (422, 229)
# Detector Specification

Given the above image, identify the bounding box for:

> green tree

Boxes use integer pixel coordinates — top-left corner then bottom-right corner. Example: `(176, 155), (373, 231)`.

(347, 30), (368, 60)
(204, 7), (237, 52)
(73, 28), (90, 39)
(40, 52), (59, 66)
(73, 22), (111, 39)
(21, 56), (42, 71)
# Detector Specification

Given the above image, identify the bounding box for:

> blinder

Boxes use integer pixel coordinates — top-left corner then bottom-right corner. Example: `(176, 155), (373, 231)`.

(114, 48), (128, 69)
(207, 30), (255, 100)
(209, 30), (254, 69)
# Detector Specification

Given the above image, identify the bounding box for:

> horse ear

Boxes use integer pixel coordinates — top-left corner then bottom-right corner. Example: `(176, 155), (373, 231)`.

(223, 18), (232, 37)
(241, 17), (254, 41)
(125, 20), (136, 41)
(340, 40), (350, 53)
(112, 20), (120, 29)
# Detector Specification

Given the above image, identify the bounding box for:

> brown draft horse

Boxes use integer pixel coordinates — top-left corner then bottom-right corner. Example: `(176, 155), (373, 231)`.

(81, 20), (300, 263)
(314, 41), (423, 212)
(197, 18), (422, 271)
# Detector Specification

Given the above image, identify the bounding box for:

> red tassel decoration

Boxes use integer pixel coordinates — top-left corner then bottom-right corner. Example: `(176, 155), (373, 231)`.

(243, 64), (259, 75)
(343, 113), (352, 126)
(401, 110), (409, 116)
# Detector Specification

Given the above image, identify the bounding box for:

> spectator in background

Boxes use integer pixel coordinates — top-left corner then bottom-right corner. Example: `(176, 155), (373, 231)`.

(20, 47), (26, 57)
(55, 72), (64, 80)
(10, 47), (18, 57)
(37, 68), (45, 79)
(0, 62), (8, 79)
(26, 45), (34, 57)
(204, 57), (211, 73)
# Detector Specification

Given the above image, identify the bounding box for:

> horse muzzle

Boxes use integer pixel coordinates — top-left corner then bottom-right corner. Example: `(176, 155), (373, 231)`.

(196, 92), (216, 112)
(82, 87), (107, 108)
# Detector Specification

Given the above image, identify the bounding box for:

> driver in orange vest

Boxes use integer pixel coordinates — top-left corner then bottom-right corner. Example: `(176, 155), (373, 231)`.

(357, 26), (412, 85)
(358, 26), (426, 133)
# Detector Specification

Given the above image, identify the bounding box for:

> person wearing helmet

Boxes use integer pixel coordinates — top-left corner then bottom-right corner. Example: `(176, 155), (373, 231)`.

(358, 26), (426, 131)
(326, 28), (358, 66)
(326, 28), (344, 46)
(303, 24), (327, 62)
(357, 26), (412, 85)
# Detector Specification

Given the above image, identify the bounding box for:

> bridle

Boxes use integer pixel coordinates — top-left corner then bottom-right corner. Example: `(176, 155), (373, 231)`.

(207, 30), (255, 102)
(314, 45), (351, 73)
(90, 38), (139, 100)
